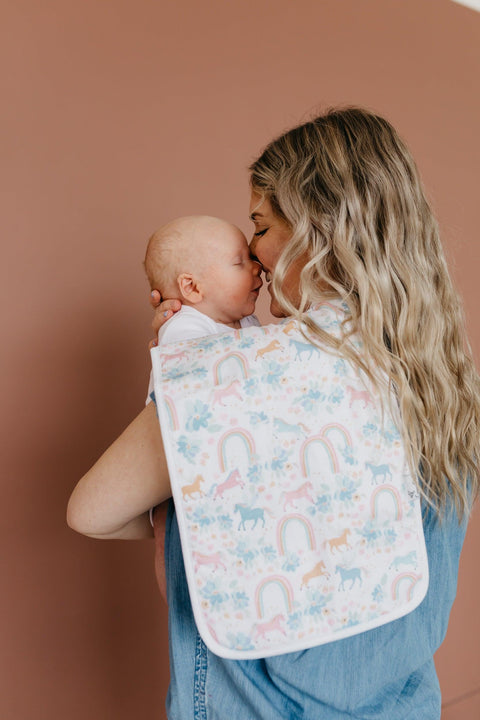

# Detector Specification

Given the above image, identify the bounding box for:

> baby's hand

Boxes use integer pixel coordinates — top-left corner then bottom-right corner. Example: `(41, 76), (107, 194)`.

(149, 290), (182, 346)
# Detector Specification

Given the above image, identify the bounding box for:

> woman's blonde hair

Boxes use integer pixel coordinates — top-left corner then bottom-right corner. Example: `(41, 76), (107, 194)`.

(250, 107), (479, 518)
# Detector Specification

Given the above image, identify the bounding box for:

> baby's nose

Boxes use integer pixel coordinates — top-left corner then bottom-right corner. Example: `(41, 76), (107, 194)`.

(252, 260), (262, 275)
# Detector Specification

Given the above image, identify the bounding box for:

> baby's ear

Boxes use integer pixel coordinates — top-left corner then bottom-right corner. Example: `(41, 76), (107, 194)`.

(177, 273), (203, 303)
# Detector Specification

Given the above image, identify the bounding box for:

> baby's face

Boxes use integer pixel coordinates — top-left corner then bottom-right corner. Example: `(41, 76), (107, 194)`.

(199, 226), (262, 324)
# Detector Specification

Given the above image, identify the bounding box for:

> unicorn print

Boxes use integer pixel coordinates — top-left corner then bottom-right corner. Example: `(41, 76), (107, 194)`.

(326, 528), (351, 553)
(162, 349), (189, 364)
(301, 560), (329, 588)
(366, 462), (392, 483)
(182, 475), (205, 500)
(281, 320), (297, 336)
(281, 481), (315, 511)
(336, 565), (362, 591)
(235, 504), (269, 530)
(213, 469), (244, 499)
(346, 385), (374, 409)
(290, 339), (322, 360)
(273, 418), (309, 435)
(255, 339), (282, 360)
(212, 379), (243, 406)
(390, 551), (417, 571)
(255, 614), (286, 640)
(193, 551), (227, 572)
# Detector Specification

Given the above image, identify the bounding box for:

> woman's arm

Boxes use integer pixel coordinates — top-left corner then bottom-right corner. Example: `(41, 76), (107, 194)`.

(67, 402), (171, 540)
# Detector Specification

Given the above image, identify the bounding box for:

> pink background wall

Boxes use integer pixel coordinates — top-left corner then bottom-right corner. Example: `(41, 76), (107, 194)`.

(1, 1), (479, 717)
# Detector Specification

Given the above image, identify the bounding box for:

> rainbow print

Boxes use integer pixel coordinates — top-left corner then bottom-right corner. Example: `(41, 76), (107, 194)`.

(277, 514), (316, 555)
(255, 575), (294, 618)
(213, 352), (249, 385)
(391, 572), (422, 601)
(321, 423), (353, 448)
(162, 395), (179, 431)
(300, 434), (339, 475)
(370, 484), (403, 521)
(218, 428), (256, 472)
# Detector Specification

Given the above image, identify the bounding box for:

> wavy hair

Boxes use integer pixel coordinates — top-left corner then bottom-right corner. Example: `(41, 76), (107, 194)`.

(250, 107), (479, 518)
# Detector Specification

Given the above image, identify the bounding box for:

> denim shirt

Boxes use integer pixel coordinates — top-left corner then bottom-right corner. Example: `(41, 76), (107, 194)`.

(164, 498), (467, 720)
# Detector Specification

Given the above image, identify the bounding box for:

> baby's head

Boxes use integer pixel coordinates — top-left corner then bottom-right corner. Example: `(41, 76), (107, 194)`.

(145, 216), (262, 326)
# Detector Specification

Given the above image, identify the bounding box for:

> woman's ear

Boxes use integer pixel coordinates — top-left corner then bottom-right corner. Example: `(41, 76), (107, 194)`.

(177, 273), (203, 303)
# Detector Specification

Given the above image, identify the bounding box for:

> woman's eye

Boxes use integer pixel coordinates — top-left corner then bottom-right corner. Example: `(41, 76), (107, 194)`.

(254, 228), (268, 237)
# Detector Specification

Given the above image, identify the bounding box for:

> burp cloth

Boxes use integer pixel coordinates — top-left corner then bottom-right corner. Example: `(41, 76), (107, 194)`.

(151, 300), (429, 659)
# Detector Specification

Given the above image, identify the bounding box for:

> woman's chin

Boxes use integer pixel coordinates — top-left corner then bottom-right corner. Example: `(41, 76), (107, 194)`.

(269, 300), (287, 319)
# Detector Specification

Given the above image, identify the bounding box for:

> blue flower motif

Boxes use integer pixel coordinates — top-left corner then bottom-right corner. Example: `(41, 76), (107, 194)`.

(164, 367), (185, 380)
(384, 424), (401, 443)
(335, 477), (357, 502)
(191, 366), (208, 379)
(315, 494), (332, 514)
(176, 435), (200, 463)
(263, 361), (284, 387)
(340, 445), (355, 465)
(344, 613), (361, 628)
(359, 521), (382, 543)
(185, 400), (212, 432)
(191, 506), (214, 527)
(362, 422), (377, 437)
(218, 514), (233, 530)
(372, 584), (384, 602)
(200, 580), (229, 608)
(233, 541), (257, 567)
(232, 591), (249, 609)
(333, 359), (347, 376)
(239, 336), (255, 348)
(244, 378), (258, 396)
(249, 411), (268, 424)
(247, 463), (263, 484)
(226, 633), (255, 651)
(328, 387), (344, 405)
(383, 527), (397, 545)
(261, 545), (277, 562)
(287, 612), (303, 631)
(297, 387), (326, 412)
(271, 447), (288, 472)
(282, 553), (300, 572)
(195, 338), (217, 351)
(305, 590), (328, 616)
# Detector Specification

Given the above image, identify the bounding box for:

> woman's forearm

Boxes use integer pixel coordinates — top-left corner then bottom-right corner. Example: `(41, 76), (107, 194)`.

(67, 402), (171, 539)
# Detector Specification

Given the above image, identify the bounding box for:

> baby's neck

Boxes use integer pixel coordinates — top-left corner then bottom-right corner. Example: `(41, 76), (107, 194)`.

(183, 300), (243, 329)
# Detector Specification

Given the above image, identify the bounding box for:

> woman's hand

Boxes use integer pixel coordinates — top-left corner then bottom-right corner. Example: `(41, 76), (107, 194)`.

(149, 290), (182, 347)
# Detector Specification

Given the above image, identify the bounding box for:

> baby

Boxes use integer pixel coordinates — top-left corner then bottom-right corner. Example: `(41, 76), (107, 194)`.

(145, 215), (263, 398)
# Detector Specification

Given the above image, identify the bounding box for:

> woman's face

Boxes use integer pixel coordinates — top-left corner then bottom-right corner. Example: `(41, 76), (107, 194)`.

(249, 191), (304, 317)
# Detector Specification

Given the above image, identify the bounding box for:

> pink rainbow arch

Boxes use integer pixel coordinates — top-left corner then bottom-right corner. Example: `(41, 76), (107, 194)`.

(218, 427), (256, 472)
(300, 434), (339, 476)
(370, 484), (403, 521)
(320, 423), (353, 447)
(255, 575), (294, 618)
(277, 513), (316, 555)
(391, 572), (422, 601)
(213, 351), (249, 385)
(162, 395), (179, 431)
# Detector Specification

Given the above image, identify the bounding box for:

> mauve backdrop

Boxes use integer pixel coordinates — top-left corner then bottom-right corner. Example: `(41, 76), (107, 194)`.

(1, 1), (479, 718)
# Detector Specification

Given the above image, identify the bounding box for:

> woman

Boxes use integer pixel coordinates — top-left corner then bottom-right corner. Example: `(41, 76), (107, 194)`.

(68, 107), (480, 719)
